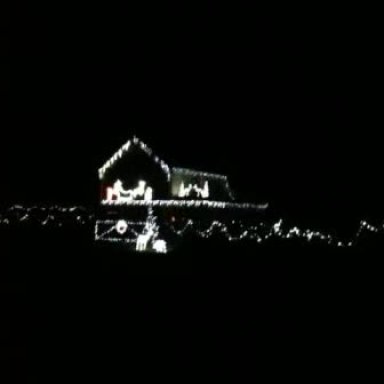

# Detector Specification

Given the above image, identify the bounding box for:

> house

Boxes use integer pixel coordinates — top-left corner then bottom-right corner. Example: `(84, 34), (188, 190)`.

(98, 136), (235, 205)
(95, 136), (267, 252)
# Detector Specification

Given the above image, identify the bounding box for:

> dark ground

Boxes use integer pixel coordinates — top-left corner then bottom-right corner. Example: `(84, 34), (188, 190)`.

(1, 223), (383, 381)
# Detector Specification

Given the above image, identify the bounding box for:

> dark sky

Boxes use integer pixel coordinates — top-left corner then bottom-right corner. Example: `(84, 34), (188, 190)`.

(4, 2), (383, 229)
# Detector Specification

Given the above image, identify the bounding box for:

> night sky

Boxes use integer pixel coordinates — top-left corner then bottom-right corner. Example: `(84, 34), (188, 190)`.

(2, 3), (383, 380)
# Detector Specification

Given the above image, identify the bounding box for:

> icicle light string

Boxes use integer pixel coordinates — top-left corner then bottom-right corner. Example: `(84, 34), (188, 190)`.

(1, 205), (384, 247)
(100, 199), (266, 210)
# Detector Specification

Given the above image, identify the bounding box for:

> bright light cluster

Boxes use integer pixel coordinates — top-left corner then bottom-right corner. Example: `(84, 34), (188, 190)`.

(178, 181), (209, 198)
(95, 209), (167, 253)
(172, 168), (235, 200)
(105, 180), (153, 202)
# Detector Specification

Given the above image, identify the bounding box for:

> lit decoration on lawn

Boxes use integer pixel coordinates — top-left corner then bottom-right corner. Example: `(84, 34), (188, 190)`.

(152, 239), (167, 253)
(105, 180), (153, 202)
(116, 220), (128, 234)
(136, 226), (155, 251)
(95, 208), (168, 253)
(135, 209), (160, 251)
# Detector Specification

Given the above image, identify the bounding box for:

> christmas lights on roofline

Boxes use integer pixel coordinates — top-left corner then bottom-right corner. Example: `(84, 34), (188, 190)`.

(100, 199), (266, 210)
(98, 137), (171, 181)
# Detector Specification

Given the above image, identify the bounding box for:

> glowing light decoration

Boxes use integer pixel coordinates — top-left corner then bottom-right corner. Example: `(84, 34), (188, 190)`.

(136, 227), (155, 251)
(153, 239), (167, 253)
(172, 168), (235, 200)
(144, 187), (153, 201)
(116, 220), (128, 234)
(105, 180), (153, 203)
(178, 181), (209, 198)
(134, 209), (167, 253)
(4, 138), (377, 253)
(100, 199), (266, 210)
(94, 208), (168, 253)
(98, 137), (171, 181)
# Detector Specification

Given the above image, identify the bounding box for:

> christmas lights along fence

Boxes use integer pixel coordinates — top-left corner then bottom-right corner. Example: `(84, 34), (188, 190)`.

(2, 205), (384, 249)
(0, 205), (94, 226)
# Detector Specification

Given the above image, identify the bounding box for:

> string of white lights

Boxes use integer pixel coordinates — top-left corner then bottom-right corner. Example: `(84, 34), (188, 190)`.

(98, 137), (171, 181)
(94, 223), (117, 240)
(0, 205), (94, 226)
(167, 219), (337, 244)
(2, 205), (384, 248)
(172, 167), (228, 180)
(100, 199), (266, 210)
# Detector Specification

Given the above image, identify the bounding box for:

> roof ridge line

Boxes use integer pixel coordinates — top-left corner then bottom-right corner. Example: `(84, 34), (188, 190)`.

(98, 136), (170, 180)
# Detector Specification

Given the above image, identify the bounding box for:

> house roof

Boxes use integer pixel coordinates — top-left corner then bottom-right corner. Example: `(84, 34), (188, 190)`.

(171, 167), (228, 180)
(98, 136), (171, 181)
